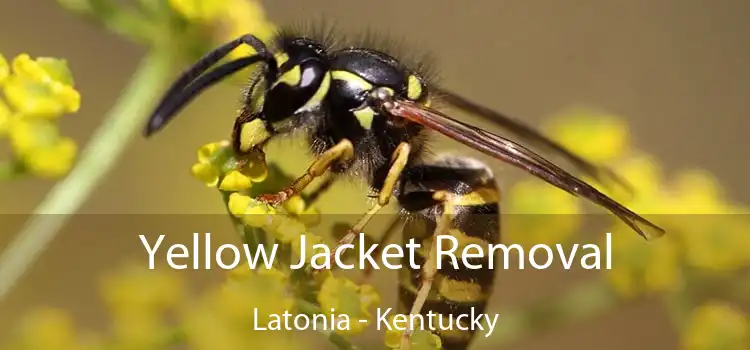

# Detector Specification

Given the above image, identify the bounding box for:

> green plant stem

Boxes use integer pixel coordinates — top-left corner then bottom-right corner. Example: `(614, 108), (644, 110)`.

(0, 49), (174, 301)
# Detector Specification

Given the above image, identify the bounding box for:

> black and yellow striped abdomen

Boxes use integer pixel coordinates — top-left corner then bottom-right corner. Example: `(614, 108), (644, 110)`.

(396, 157), (501, 350)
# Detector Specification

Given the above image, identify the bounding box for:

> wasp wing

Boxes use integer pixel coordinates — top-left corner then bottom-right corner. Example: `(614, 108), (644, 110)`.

(434, 88), (633, 195)
(384, 98), (665, 240)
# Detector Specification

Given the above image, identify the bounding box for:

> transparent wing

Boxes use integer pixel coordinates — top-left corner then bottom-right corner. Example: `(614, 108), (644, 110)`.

(384, 97), (665, 240)
(435, 87), (633, 195)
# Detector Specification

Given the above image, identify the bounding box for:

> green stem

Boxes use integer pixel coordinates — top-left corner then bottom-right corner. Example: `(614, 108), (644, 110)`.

(0, 50), (174, 301)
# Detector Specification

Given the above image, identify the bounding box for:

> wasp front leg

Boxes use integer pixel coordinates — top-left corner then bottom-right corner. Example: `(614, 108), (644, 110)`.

(255, 139), (355, 206)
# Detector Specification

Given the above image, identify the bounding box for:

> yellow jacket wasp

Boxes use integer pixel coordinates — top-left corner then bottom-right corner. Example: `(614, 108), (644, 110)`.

(144, 25), (665, 350)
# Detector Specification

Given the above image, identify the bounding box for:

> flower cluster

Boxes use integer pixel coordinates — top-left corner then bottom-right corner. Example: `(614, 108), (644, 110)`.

(683, 301), (749, 350)
(190, 140), (384, 343)
(532, 108), (750, 348)
(0, 53), (80, 179)
(521, 108), (750, 298)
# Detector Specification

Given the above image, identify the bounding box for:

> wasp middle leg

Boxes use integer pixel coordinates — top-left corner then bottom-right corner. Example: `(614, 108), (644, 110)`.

(323, 142), (412, 262)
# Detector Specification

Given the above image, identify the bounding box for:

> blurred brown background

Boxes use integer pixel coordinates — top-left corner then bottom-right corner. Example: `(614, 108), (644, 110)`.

(1, 0), (749, 349)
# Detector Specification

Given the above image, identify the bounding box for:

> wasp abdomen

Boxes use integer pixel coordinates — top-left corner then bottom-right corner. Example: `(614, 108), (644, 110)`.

(397, 156), (500, 350)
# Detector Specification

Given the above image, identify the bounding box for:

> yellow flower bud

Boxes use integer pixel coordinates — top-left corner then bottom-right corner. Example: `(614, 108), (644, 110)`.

(0, 98), (12, 135)
(3, 54), (80, 118)
(222, 0), (277, 60)
(197, 141), (225, 163)
(505, 179), (581, 246)
(684, 302), (749, 350)
(8, 118), (59, 154)
(282, 195), (306, 215)
(0, 54), (8, 85)
(190, 162), (219, 187)
(219, 170), (252, 191)
(240, 202), (275, 228)
(19, 308), (78, 350)
(24, 137), (77, 178)
(168, 0), (227, 23)
(3, 75), (80, 118)
(290, 230), (324, 260)
(272, 216), (307, 243)
(317, 275), (381, 335)
(240, 149), (268, 182)
(227, 193), (252, 217)
(545, 108), (630, 163)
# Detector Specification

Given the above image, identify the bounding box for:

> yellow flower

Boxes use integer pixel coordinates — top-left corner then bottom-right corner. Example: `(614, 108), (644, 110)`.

(0, 53), (8, 85)
(24, 137), (77, 178)
(14, 308), (80, 350)
(219, 0), (277, 60)
(683, 301), (749, 350)
(101, 264), (184, 316)
(604, 223), (682, 298)
(191, 162), (220, 186)
(317, 275), (380, 335)
(191, 141), (268, 188)
(0, 98), (12, 135)
(383, 314), (442, 350)
(183, 268), (299, 350)
(289, 230), (326, 265)
(4, 54), (80, 118)
(663, 170), (750, 271)
(227, 192), (276, 227)
(220, 268), (294, 325)
(274, 215), (309, 244)
(504, 179), (582, 246)
(544, 108), (630, 163)
(219, 170), (253, 191)
(7, 118), (78, 178)
(283, 195), (322, 227)
(197, 141), (227, 163)
(601, 153), (664, 204)
(168, 0), (227, 23)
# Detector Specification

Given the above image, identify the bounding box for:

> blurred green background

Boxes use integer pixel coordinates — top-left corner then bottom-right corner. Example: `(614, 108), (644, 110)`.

(1, 0), (749, 349)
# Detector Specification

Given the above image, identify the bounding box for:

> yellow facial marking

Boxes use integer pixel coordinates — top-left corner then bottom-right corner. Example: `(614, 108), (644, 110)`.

(299, 73), (330, 111)
(353, 107), (376, 129)
(331, 70), (373, 90)
(275, 65), (301, 87)
(274, 52), (290, 67)
(407, 75), (423, 100)
(239, 119), (270, 152)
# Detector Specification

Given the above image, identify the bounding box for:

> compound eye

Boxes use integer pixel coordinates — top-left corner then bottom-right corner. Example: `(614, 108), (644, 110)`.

(406, 74), (428, 102)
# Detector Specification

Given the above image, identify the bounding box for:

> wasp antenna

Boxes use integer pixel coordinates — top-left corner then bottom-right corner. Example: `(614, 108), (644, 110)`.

(144, 34), (276, 137)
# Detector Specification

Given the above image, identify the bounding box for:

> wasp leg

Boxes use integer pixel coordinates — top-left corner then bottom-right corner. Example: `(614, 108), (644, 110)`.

(258, 139), (354, 206)
(400, 191), (455, 350)
(357, 217), (402, 284)
(321, 142), (412, 268)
